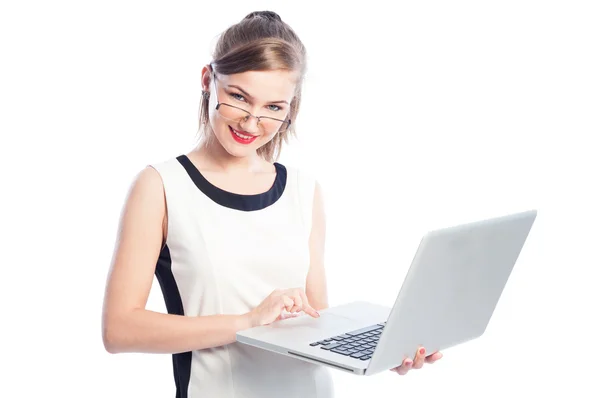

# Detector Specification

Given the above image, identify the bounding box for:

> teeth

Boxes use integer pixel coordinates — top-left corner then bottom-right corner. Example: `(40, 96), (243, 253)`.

(232, 128), (253, 139)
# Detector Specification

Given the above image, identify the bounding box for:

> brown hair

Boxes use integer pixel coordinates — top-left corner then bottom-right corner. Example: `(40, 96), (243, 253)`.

(198, 11), (307, 162)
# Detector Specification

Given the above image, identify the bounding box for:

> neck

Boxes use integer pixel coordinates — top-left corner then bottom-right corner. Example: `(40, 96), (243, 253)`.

(195, 137), (265, 172)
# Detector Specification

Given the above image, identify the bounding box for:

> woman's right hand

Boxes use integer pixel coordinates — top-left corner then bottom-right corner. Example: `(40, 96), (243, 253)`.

(247, 288), (320, 327)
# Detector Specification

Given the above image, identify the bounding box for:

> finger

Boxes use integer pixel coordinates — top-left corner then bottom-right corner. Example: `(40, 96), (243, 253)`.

(282, 289), (303, 313)
(277, 312), (301, 321)
(289, 292), (303, 313)
(298, 290), (320, 318)
(425, 351), (443, 364)
(282, 295), (295, 312)
(412, 346), (426, 369)
(394, 357), (413, 376)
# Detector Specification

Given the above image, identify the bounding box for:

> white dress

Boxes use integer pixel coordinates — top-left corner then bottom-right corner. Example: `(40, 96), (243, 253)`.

(150, 154), (334, 398)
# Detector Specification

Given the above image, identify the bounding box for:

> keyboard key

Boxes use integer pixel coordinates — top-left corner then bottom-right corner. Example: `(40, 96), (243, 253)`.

(346, 324), (383, 336)
(331, 348), (351, 355)
(309, 342), (320, 346)
(321, 343), (342, 350)
(350, 352), (365, 358)
(331, 336), (345, 341)
(360, 355), (371, 361)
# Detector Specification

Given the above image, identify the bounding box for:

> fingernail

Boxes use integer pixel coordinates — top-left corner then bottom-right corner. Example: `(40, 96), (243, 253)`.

(406, 360), (413, 367)
(419, 348), (425, 355)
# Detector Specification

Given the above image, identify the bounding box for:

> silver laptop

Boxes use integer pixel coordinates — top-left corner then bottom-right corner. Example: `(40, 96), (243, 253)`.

(236, 210), (537, 375)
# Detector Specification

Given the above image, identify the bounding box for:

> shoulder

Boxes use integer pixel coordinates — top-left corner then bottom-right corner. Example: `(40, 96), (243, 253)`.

(278, 162), (325, 214)
(127, 155), (184, 204)
(116, 164), (168, 239)
(148, 155), (185, 177)
(277, 162), (318, 191)
(125, 165), (166, 207)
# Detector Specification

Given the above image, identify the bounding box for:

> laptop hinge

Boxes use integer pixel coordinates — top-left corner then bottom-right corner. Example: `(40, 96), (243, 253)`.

(287, 351), (360, 373)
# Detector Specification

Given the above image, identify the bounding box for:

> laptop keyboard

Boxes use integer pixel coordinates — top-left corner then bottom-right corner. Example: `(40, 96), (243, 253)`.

(309, 322), (386, 361)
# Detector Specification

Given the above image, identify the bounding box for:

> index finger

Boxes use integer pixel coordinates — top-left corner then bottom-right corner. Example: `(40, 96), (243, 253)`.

(298, 289), (320, 318)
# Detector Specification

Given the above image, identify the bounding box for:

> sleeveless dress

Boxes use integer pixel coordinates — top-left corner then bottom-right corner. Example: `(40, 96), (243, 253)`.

(150, 154), (334, 398)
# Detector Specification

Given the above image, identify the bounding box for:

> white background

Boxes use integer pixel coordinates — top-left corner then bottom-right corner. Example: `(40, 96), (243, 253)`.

(1, 0), (599, 396)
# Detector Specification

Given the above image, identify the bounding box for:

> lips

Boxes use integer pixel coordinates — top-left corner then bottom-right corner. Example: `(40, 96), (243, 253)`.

(229, 126), (258, 144)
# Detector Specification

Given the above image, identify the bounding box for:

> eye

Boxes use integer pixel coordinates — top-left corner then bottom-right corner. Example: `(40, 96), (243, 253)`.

(267, 104), (282, 112)
(229, 93), (246, 102)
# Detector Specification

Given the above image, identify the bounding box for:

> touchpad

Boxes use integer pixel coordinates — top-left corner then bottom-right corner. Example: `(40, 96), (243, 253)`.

(270, 312), (361, 332)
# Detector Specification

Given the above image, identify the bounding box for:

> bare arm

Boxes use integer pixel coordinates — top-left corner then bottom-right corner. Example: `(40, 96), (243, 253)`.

(101, 166), (252, 354)
(305, 181), (329, 311)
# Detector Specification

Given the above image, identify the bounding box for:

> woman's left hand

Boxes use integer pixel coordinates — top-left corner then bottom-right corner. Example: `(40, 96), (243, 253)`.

(390, 346), (443, 375)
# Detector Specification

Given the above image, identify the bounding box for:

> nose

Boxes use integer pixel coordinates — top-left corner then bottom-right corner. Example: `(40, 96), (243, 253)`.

(239, 114), (261, 135)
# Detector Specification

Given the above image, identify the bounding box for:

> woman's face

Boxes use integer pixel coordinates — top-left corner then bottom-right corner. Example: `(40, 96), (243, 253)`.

(204, 68), (297, 159)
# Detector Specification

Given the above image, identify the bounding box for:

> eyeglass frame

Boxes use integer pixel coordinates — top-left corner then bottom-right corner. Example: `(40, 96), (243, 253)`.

(211, 70), (292, 134)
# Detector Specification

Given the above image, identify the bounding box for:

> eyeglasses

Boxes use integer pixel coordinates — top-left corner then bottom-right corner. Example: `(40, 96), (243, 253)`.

(212, 73), (291, 135)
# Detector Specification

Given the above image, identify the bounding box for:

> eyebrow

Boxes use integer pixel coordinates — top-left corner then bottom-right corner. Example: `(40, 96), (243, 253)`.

(227, 84), (289, 105)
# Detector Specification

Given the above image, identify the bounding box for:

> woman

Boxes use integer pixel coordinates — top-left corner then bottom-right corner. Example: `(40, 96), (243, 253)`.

(101, 10), (442, 397)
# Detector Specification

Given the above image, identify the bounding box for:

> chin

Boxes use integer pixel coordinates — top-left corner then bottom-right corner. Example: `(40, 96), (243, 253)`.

(219, 135), (261, 158)
(224, 144), (256, 158)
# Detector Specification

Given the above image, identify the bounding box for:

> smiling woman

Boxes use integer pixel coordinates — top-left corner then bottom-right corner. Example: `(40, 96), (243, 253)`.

(101, 10), (333, 398)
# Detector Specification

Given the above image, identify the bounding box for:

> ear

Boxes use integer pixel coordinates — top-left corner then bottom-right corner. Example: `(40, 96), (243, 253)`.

(201, 64), (213, 91)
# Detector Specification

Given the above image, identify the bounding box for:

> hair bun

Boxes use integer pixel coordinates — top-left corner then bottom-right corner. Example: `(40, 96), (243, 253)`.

(244, 11), (282, 22)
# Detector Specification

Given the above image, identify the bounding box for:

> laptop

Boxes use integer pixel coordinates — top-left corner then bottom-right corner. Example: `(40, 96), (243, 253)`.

(236, 210), (537, 375)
